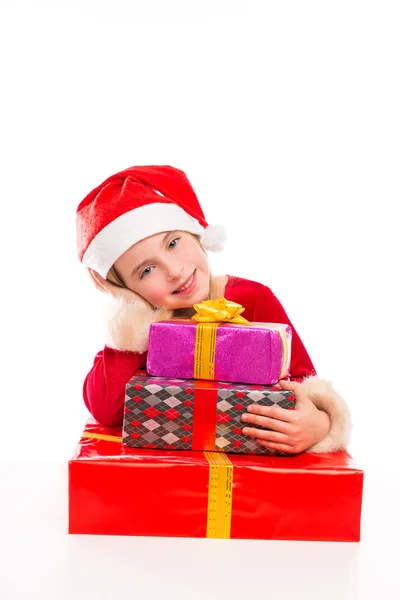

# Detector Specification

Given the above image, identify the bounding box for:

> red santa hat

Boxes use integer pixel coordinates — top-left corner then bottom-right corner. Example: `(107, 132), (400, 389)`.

(76, 165), (226, 278)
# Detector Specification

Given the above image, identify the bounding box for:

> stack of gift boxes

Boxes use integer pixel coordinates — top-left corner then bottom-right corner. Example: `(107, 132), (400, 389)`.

(123, 298), (295, 455)
(69, 298), (364, 541)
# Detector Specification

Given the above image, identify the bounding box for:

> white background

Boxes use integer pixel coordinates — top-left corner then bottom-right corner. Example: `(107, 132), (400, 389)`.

(1, 1), (399, 598)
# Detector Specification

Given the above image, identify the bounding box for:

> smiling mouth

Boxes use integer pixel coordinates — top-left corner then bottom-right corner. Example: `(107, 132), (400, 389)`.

(172, 270), (196, 294)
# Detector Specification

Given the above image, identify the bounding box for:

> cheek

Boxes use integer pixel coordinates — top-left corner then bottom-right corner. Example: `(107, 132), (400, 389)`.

(197, 252), (210, 276)
(140, 278), (169, 303)
(184, 244), (209, 270)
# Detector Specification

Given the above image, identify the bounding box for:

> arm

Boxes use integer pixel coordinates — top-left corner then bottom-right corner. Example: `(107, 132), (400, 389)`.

(82, 270), (173, 427)
(83, 347), (146, 427)
(254, 285), (316, 381)
(249, 285), (352, 453)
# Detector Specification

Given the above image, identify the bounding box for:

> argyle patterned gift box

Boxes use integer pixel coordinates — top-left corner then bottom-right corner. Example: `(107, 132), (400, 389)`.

(69, 418), (365, 541)
(123, 373), (295, 454)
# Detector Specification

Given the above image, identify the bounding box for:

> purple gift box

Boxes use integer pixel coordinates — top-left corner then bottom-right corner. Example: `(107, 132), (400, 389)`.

(147, 319), (292, 386)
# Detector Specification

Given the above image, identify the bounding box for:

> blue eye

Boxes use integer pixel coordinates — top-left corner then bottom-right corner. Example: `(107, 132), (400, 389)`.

(140, 266), (154, 279)
(169, 238), (180, 249)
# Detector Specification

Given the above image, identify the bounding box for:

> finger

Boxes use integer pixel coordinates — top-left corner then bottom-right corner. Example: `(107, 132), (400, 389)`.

(88, 269), (104, 290)
(279, 379), (309, 407)
(241, 411), (292, 433)
(278, 379), (300, 392)
(88, 269), (117, 296)
(245, 403), (295, 423)
(88, 268), (98, 280)
(242, 426), (290, 444)
(256, 439), (296, 454)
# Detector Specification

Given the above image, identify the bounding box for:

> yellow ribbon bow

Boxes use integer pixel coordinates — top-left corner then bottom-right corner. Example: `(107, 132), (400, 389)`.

(191, 297), (249, 325)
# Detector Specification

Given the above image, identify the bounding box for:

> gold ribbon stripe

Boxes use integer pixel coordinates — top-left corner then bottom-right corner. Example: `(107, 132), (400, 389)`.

(194, 322), (219, 380)
(276, 327), (289, 379)
(204, 451), (233, 539)
(81, 432), (123, 443)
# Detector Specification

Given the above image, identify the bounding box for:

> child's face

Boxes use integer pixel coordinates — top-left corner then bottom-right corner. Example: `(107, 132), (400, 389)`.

(113, 231), (211, 309)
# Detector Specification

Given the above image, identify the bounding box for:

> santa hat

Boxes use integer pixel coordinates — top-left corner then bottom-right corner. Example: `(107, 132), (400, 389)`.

(76, 165), (226, 278)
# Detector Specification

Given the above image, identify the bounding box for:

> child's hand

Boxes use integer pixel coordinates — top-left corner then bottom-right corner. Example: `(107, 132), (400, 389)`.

(241, 379), (330, 454)
(88, 268), (144, 304)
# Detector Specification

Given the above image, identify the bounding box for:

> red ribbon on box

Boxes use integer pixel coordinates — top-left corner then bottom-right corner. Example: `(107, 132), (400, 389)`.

(192, 380), (219, 450)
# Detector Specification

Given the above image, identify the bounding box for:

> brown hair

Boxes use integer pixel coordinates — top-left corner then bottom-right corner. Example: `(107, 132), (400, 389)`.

(106, 265), (126, 287)
(106, 232), (206, 289)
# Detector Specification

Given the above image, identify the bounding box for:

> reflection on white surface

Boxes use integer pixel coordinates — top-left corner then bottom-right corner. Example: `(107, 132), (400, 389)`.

(0, 462), (399, 599)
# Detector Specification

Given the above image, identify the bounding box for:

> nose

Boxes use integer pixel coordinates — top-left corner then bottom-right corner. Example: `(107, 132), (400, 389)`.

(165, 260), (184, 281)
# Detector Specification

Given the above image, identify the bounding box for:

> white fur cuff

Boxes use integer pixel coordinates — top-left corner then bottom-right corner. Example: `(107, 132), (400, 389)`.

(104, 297), (173, 353)
(299, 376), (352, 454)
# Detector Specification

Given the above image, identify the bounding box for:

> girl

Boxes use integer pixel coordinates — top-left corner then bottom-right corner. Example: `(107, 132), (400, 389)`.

(77, 165), (351, 454)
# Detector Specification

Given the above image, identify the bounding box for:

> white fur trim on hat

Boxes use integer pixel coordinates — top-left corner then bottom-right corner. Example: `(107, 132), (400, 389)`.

(202, 224), (226, 252)
(83, 202), (204, 278)
(299, 376), (352, 454)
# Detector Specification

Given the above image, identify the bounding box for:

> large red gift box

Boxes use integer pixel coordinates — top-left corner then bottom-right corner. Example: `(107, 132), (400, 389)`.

(69, 419), (364, 541)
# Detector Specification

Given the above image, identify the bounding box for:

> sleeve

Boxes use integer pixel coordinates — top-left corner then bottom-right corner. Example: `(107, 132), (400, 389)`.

(82, 296), (173, 428)
(83, 347), (146, 427)
(253, 285), (316, 381)
(254, 285), (352, 453)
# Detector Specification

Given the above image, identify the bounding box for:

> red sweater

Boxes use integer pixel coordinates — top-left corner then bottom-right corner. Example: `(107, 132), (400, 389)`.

(83, 275), (316, 427)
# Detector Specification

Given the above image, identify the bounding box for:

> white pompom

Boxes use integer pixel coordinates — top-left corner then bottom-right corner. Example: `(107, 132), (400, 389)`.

(201, 224), (226, 252)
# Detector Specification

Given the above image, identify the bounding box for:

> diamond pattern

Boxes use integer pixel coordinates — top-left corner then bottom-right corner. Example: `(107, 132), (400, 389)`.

(164, 408), (180, 420)
(216, 436), (230, 449)
(216, 413), (232, 424)
(217, 399), (233, 411)
(142, 419), (160, 431)
(163, 421), (180, 432)
(123, 373), (294, 455)
(162, 432), (179, 444)
(164, 386), (182, 395)
(143, 407), (161, 419)
(247, 390), (265, 401)
(214, 382), (295, 455)
(163, 397), (182, 408)
(143, 431), (159, 443)
(123, 373), (195, 450)
(145, 384), (163, 394)
(218, 389), (235, 399)
(143, 395), (163, 407)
